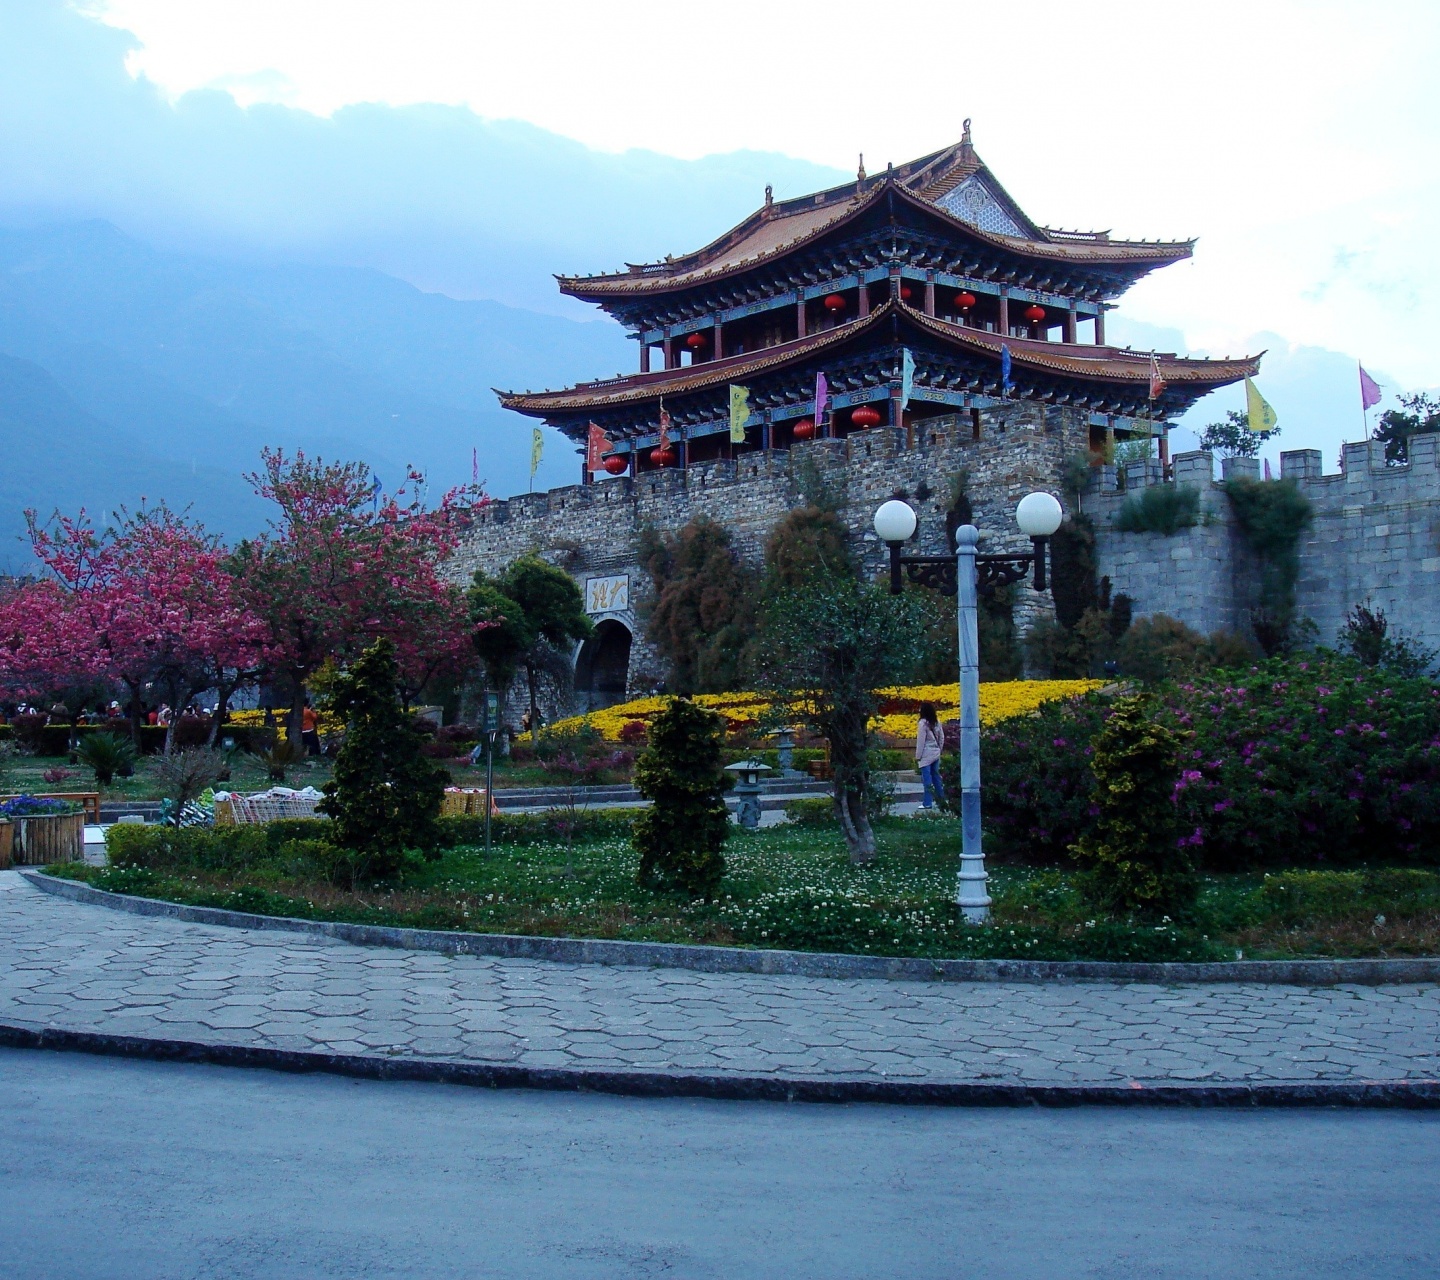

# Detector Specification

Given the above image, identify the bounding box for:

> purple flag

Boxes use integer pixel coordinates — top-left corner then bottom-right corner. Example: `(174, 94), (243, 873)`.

(1359, 363), (1383, 411)
(815, 371), (828, 425)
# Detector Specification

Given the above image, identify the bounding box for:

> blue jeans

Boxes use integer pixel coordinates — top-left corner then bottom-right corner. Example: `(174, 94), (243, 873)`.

(919, 760), (945, 809)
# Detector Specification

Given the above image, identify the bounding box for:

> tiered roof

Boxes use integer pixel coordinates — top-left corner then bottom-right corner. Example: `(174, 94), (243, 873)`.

(499, 301), (1259, 419)
(559, 124), (1192, 303)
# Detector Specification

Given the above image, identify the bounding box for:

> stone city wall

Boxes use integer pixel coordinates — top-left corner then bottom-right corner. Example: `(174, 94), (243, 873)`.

(449, 404), (1088, 711)
(1082, 433), (1440, 652)
(450, 414), (1440, 721)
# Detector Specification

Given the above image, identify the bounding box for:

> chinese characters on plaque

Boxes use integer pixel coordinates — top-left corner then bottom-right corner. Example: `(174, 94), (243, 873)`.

(585, 575), (629, 614)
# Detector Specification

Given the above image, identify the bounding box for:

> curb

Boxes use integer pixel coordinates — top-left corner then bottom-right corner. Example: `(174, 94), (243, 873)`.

(21, 870), (1440, 987)
(2, 1021), (1436, 1109)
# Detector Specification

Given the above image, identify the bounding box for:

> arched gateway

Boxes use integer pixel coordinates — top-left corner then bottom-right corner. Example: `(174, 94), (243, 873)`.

(574, 618), (632, 711)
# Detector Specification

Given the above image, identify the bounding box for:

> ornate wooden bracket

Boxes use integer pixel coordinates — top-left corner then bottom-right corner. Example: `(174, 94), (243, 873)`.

(886, 542), (1047, 597)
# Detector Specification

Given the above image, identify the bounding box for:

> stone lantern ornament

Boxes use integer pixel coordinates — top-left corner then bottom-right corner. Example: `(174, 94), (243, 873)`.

(874, 490), (1063, 922)
(724, 758), (772, 829)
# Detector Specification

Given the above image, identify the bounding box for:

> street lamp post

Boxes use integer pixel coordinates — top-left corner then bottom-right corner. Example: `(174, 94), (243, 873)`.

(874, 491), (1063, 922)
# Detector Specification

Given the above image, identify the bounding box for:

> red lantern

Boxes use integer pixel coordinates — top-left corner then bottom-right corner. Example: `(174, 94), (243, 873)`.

(851, 405), (882, 429)
(792, 417), (816, 441)
(955, 291), (977, 311)
(650, 445), (677, 467)
(602, 454), (629, 475)
(1024, 303), (1047, 325)
(823, 293), (846, 312)
(685, 332), (706, 350)
(899, 284), (913, 301)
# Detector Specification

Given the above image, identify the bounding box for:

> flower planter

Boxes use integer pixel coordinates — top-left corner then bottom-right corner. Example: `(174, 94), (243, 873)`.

(0, 821), (12, 869)
(14, 811), (84, 865)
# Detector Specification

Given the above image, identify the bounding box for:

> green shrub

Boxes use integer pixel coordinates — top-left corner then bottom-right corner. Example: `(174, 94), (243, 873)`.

(435, 808), (636, 848)
(320, 639), (447, 882)
(1070, 695), (1196, 919)
(1116, 616), (1256, 684)
(1257, 868), (1440, 925)
(784, 797), (835, 827)
(262, 817), (337, 849)
(633, 698), (730, 896)
(1114, 484), (1201, 535)
(105, 823), (271, 873)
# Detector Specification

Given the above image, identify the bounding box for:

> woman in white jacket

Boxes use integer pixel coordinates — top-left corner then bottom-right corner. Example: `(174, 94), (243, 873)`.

(914, 701), (946, 810)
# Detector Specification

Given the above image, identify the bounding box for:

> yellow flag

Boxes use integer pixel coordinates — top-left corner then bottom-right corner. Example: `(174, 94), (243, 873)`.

(1245, 378), (1278, 434)
(529, 426), (543, 476)
(729, 385), (750, 444)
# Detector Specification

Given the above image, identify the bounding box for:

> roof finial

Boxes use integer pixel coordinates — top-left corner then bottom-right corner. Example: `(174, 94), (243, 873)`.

(857, 153), (866, 184)
(961, 118), (973, 149)
(764, 183), (773, 211)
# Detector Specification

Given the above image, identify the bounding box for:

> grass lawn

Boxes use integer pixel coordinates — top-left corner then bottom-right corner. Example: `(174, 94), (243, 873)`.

(48, 815), (1440, 962)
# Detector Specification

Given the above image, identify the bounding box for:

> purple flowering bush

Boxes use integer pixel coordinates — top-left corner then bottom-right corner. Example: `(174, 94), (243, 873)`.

(979, 659), (1440, 869)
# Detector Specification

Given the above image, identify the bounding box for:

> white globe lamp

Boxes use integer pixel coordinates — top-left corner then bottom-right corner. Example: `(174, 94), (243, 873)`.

(873, 499), (918, 545)
(1015, 491), (1064, 538)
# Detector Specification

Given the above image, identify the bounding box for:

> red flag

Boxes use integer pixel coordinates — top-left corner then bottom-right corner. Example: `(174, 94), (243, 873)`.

(1148, 353), (1167, 402)
(586, 422), (613, 471)
(1359, 363), (1383, 411)
(657, 406), (671, 451)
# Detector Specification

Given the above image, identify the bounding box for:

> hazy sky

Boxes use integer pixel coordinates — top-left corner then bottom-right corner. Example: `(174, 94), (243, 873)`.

(90, 0), (1440, 394)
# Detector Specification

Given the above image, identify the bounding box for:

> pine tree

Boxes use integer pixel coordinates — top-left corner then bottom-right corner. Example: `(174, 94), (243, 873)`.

(633, 697), (730, 896)
(320, 639), (447, 882)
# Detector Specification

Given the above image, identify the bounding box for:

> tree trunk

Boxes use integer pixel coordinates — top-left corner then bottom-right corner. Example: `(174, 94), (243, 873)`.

(834, 783), (876, 864)
(126, 681), (144, 746)
(207, 684), (233, 748)
(288, 678), (306, 745)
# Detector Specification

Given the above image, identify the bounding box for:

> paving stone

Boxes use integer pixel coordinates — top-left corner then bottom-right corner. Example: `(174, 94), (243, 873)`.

(3, 872), (1440, 1088)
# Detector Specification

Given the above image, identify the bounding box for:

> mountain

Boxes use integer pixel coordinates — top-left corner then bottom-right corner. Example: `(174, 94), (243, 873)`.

(0, 351), (263, 572)
(0, 221), (634, 551)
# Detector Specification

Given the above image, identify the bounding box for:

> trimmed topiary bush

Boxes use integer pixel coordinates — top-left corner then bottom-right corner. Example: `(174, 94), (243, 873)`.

(633, 697), (730, 896)
(1069, 695), (1196, 920)
(319, 639), (448, 884)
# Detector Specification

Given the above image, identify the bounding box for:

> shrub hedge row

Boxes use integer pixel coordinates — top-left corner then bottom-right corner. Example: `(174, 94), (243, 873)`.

(973, 658), (1440, 870)
(103, 808), (641, 877)
(0, 722), (277, 756)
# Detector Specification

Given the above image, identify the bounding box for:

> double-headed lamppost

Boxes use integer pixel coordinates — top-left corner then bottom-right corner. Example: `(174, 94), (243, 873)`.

(874, 491), (1064, 922)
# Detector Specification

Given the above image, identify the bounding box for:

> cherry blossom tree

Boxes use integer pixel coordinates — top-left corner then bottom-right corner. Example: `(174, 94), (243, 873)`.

(3, 505), (266, 751)
(233, 450), (483, 738)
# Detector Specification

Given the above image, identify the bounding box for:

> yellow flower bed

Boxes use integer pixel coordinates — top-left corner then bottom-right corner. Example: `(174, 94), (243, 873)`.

(225, 708), (346, 735)
(549, 680), (1103, 743)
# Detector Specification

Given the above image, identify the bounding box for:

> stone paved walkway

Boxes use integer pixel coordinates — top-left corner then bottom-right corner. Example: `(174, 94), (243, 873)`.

(3, 872), (1439, 1086)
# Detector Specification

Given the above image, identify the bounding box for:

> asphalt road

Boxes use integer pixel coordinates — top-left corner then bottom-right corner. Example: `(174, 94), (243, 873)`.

(1, 1049), (1437, 1279)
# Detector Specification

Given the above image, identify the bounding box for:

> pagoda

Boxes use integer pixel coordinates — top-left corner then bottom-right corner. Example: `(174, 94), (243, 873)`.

(497, 123), (1259, 478)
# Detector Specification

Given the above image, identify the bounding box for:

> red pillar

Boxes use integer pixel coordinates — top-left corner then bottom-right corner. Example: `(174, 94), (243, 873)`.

(639, 344), (650, 374)
(796, 294), (807, 338)
(998, 289), (1010, 336)
(1095, 308), (1106, 346)
(663, 329), (674, 370)
(924, 272), (936, 317)
(1065, 305), (1077, 344)
(712, 318), (724, 359)
(858, 279), (870, 318)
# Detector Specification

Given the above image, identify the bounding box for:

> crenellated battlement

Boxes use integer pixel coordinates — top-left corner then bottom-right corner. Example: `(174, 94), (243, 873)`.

(1081, 438), (1440, 650)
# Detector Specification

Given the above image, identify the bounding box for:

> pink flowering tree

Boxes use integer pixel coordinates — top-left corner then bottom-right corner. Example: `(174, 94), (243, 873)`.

(6, 505), (267, 751)
(234, 450), (483, 738)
